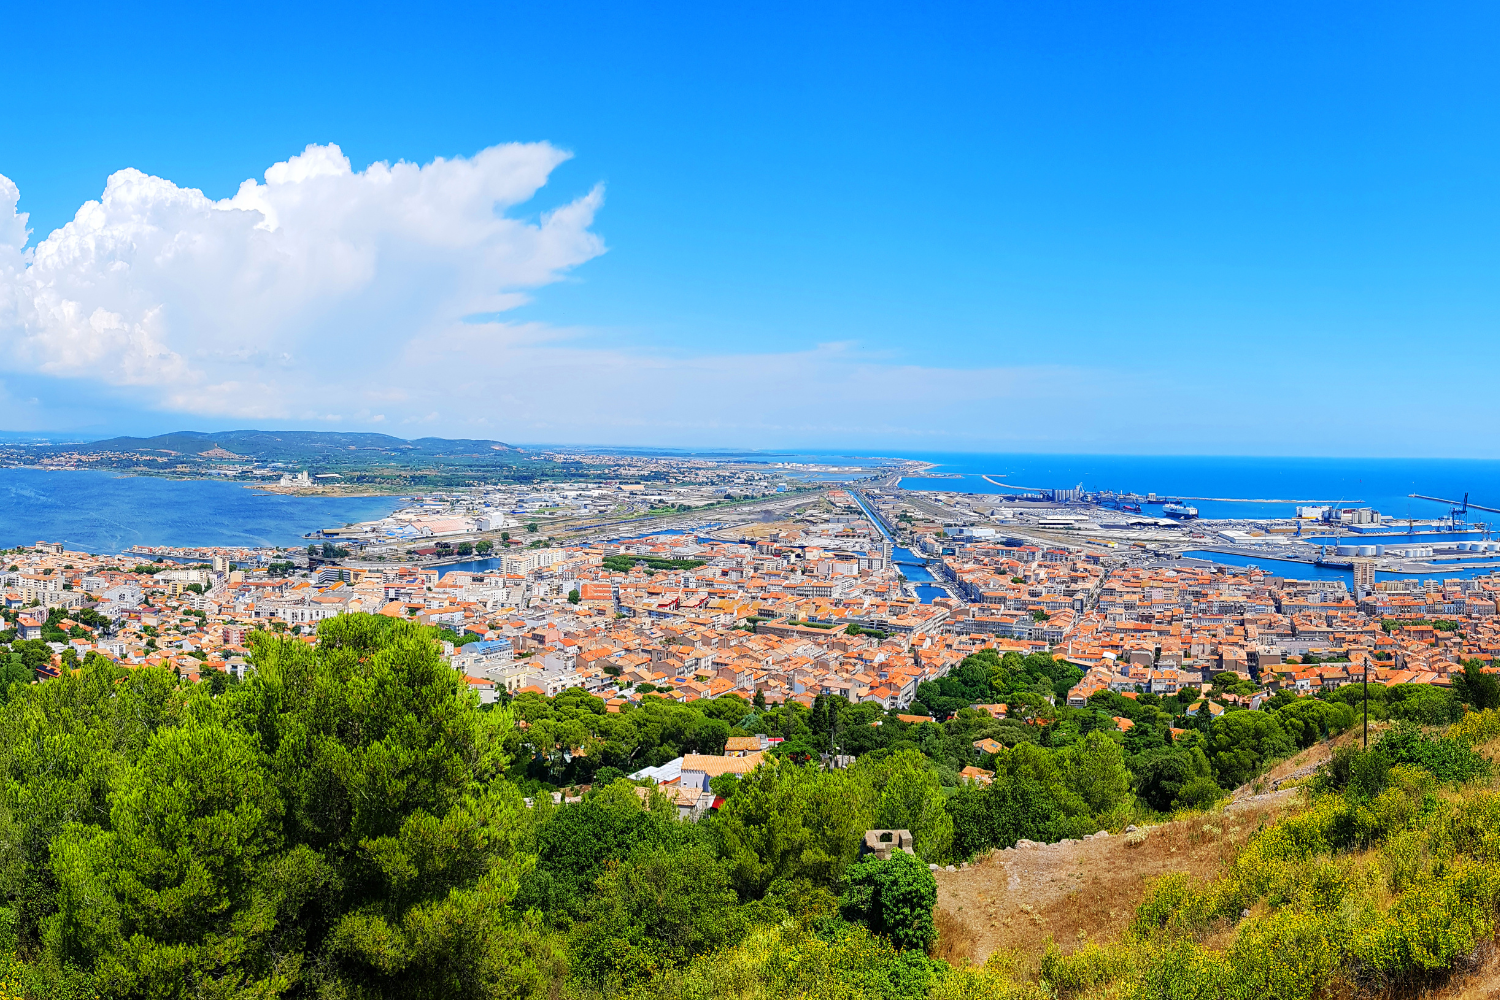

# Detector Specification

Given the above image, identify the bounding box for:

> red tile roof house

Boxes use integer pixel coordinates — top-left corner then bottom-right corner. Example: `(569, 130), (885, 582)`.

(677, 752), (766, 791)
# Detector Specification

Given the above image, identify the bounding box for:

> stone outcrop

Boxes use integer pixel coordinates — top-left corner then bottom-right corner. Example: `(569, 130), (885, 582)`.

(860, 829), (915, 860)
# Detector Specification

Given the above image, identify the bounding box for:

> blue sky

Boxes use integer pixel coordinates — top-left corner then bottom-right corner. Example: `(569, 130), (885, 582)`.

(3, 2), (1500, 454)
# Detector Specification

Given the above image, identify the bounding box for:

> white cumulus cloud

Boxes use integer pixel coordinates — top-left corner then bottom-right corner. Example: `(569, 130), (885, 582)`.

(0, 143), (604, 415)
(0, 142), (1148, 449)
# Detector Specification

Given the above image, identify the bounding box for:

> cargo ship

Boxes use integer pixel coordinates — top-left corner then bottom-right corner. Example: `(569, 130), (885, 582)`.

(1162, 502), (1199, 519)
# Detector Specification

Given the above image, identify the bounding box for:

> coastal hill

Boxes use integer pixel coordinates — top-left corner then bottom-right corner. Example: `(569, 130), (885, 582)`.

(1, 429), (627, 489)
(71, 429), (521, 461)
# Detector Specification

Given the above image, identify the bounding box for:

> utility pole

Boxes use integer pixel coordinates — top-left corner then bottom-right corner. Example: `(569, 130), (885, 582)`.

(1363, 662), (1368, 749)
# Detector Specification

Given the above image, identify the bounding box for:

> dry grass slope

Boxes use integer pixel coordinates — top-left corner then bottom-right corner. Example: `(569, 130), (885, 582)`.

(934, 799), (1297, 973)
(933, 723), (1500, 999)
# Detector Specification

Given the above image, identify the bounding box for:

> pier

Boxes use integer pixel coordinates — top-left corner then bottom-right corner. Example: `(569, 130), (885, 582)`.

(1168, 496), (1364, 504)
(978, 475), (1053, 492)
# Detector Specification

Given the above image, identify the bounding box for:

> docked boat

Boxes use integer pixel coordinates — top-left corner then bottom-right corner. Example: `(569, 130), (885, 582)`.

(1162, 502), (1199, 519)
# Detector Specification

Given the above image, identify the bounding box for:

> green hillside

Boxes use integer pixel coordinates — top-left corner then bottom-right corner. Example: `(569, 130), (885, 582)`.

(0, 430), (649, 487)
(73, 429), (520, 459)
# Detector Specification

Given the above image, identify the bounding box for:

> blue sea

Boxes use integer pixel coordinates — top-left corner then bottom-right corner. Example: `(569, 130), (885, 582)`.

(0, 468), (405, 553)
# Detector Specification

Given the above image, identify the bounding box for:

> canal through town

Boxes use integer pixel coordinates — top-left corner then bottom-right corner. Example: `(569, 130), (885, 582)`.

(845, 490), (947, 603)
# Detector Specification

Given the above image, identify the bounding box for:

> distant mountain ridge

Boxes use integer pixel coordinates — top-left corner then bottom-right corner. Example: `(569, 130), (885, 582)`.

(71, 430), (521, 458)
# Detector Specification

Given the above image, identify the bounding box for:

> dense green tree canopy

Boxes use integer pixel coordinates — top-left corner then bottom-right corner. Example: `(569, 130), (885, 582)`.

(1205, 711), (1297, 790)
(0, 621), (1459, 997)
(0, 616), (541, 998)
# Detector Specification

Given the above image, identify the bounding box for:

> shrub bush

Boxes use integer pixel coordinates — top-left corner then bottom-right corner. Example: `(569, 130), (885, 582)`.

(1449, 708), (1500, 747)
(1226, 909), (1344, 1000)
(839, 850), (938, 953)
(1376, 721), (1491, 785)
(1354, 857), (1500, 973)
(1039, 939), (1130, 997)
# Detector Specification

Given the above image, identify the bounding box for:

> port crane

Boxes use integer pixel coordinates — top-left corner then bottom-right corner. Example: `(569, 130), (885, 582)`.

(1450, 492), (1468, 531)
(1407, 492), (1500, 535)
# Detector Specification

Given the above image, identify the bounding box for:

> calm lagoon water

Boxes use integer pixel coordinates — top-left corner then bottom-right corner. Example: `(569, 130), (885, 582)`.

(0, 467), (405, 553)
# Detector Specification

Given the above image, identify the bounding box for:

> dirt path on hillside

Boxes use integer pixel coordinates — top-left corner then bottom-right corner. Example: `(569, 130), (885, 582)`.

(933, 804), (1293, 969)
(931, 733), (1365, 970)
(933, 726), (1500, 997)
